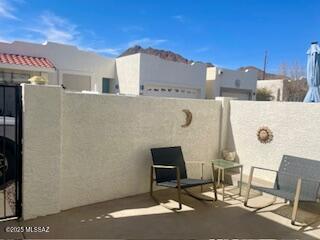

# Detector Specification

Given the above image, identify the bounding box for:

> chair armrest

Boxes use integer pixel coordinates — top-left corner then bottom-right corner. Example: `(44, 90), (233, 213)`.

(247, 166), (278, 189)
(252, 166), (278, 173)
(151, 165), (181, 188)
(152, 165), (177, 169)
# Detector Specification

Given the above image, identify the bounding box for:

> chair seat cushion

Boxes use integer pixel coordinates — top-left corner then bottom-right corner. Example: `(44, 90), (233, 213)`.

(157, 178), (212, 188)
(252, 185), (317, 202)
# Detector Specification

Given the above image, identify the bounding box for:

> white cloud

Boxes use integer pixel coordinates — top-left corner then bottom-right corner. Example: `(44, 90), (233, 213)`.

(0, 7), (165, 57)
(26, 11), (79, 44)
(0, 0), (18, 20)
(84, 47), (121, 56)
(128, 38), (167, 47)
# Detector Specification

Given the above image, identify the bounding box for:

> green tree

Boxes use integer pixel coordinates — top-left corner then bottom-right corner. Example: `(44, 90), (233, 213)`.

(256, 88), (274, 101)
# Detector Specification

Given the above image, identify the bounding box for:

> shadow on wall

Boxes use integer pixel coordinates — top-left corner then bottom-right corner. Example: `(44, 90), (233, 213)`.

(226, 114), (237, 163)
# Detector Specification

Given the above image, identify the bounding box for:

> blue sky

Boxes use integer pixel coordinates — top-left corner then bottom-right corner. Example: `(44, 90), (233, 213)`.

(0, 0), (319, 73)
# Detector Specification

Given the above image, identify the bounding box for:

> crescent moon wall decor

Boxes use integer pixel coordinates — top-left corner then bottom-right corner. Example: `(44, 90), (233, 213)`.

(181, 109), (192, 128)
(257, 126), (273, 144)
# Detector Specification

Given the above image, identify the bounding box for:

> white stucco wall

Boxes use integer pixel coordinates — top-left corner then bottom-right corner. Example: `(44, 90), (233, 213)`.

(257, 79), (288, 101)
(227, 100), (320, 182)
(22, 84), (62, 219)
(115, 54), (140, 95)
(62, 73), (91, 92)
(116, 53), (207, 98)
(140, 54), (207, 98)
(206, 67), (257, 100)
(0, 41), (116, 92)
(22, 84), (221, 219)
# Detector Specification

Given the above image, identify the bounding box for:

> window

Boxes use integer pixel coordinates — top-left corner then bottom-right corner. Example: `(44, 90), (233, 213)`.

(102, 78), (111, 93)
(0, 72), (30, 83)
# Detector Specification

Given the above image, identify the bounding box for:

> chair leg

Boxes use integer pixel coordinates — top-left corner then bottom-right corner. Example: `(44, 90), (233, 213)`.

(177, 187), (182, 210)
(176, 167), (182, 210)
(291, 178), (302, 225)
(213, 181), (217, 201)
(211, 163), (218, 202)
(200, 163), (204, 193)
(239, 166), (243, 196)
(244, 167), (254, 206)
(150, 166), (154, 197)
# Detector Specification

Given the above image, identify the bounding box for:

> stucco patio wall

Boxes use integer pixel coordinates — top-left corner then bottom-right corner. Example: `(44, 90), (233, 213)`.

(22, 84), (222, 219)
(227, 100), (320, 181)
(22, 84), (62, 220)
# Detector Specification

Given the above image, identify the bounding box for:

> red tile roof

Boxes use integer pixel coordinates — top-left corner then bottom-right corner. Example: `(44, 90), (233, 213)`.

(0, 53), (55, 69)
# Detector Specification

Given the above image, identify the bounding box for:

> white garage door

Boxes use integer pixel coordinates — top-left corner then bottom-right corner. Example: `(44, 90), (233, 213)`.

(221, 89), (251, 100)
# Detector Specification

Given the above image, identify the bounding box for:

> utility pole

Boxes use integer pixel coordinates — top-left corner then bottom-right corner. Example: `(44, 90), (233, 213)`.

(263, 50), (268, 80)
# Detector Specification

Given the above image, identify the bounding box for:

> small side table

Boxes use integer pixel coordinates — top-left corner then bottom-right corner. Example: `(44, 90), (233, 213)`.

(211, 159), (243, 201)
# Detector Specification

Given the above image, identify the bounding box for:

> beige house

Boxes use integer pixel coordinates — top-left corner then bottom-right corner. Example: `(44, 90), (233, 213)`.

(257, 79), (289, 101)
(257, 79), (307, 101)
(0, 53), (56, 84)
(206, 67), (258, 100)
(1, 41), (258, 101)
(0, 41), (116, 92)
(0, 41), (207, 99)
(116, 53), (207, 99)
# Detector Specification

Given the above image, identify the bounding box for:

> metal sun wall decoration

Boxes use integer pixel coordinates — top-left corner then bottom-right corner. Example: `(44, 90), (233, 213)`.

(181, 109), (192, 128)
(257, 126), (273, 144)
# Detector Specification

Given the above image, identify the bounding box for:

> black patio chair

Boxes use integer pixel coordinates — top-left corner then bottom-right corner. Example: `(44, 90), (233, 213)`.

(244, 155), (320, 225)
(150, 146), (217, 210)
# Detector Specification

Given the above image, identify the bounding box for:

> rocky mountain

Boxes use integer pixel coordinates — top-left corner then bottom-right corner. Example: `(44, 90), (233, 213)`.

(238, 66), (288, 80)
(119, 45), (214, 67)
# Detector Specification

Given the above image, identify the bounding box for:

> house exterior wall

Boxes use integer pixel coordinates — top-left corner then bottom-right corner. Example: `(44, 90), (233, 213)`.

(227, 100), (320, 181)
(62, 73), (91, 92)
(139, 54), (207, 99)
(116, 53), (207, 99)
(2, 41), (207, 98)
(256, 79), (288, 101)
(0, 41), (116, 92)
(206, 67), (257, 100)
(22, 84), (222, 219)
(115, 54), (140, 95)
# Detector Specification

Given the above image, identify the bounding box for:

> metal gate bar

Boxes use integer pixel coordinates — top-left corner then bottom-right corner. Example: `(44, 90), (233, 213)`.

(0, 84), (22, 221)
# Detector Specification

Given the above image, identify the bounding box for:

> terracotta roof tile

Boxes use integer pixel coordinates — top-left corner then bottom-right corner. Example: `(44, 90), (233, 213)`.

(0, 53), (55, 69)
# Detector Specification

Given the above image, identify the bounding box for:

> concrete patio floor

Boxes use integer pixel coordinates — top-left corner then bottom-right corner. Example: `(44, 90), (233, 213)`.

(0, 186), (320, 239)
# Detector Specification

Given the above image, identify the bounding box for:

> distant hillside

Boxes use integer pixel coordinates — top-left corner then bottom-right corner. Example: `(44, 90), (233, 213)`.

(119, 45), (214, 67)
(238, 66), (288, 80)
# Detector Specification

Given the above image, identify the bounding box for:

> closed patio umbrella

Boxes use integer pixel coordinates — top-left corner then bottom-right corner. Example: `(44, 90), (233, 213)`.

(304, 42), (320, 102)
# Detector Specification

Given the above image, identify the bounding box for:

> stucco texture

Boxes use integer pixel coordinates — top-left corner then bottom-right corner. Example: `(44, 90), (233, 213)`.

(22, 85), (221, 219)
(61, 93), (221, 210)
(228, 100), (320, 181)
(22, 84), (62, 219)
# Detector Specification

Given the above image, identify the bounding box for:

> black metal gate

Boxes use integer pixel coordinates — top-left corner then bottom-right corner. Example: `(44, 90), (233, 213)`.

(0, 84), (22, 220)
